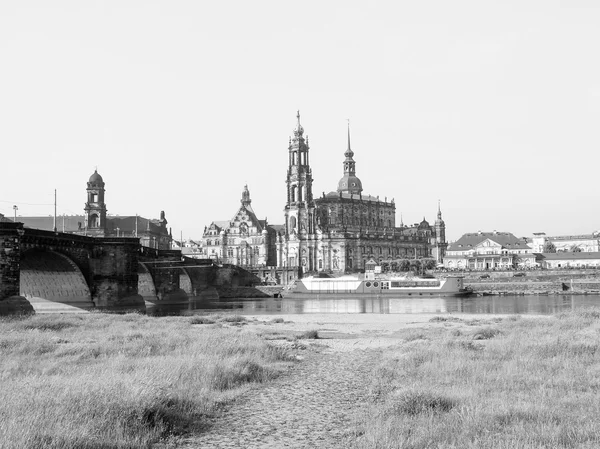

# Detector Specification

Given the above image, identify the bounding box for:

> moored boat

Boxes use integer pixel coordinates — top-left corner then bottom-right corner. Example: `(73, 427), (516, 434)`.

(284, 275), (472, 298)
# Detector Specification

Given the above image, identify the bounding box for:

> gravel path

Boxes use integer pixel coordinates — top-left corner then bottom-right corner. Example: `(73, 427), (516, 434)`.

(179, 346), (380, 449)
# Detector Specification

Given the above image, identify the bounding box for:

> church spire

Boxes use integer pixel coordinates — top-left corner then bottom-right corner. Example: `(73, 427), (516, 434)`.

(337, 119), (362, 195)
(293, 110), (304, 138)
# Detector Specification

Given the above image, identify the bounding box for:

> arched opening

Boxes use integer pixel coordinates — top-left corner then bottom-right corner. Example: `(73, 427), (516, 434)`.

(291, 185), (297, 202)
(90, 214), (99, 228)
(20, 250), (93, 312)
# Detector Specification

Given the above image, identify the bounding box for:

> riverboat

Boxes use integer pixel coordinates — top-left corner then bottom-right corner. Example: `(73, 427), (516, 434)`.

(284, 275), (472, 297)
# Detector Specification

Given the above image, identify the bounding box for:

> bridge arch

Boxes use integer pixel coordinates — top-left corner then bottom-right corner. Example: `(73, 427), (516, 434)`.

(19, 249), (94, 312)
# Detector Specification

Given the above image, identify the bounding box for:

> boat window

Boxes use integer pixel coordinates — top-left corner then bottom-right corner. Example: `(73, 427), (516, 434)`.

(366, 282), (371, 287)
(373, 282), (379, 287)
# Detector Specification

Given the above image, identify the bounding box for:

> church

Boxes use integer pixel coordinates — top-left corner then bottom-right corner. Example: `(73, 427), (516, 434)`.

(201, 112), (447, 274)
(275, 112), (446, 273)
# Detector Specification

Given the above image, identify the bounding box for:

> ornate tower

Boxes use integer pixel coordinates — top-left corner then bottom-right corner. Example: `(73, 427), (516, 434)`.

(84, 169), (107, 236)
(337, 122), (363, 195)
(434, 201), (447, 263)
(284, 111), (315, 237)
(241, 184), (252, 209)
(281, 111), (317, 269)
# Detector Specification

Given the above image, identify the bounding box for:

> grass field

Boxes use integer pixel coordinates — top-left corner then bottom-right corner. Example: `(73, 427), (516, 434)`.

(353, 310), (600, 449)
(0, 313), (292, 449)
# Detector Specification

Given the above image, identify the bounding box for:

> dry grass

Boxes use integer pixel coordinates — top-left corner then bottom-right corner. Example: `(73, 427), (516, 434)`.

(0, 313), (292, 449)
(355, 309), (600, 449)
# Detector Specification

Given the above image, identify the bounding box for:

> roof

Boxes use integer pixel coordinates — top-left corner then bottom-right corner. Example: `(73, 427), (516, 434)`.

(549, 234), (598, 241)
(89, 170), (104, 184)
(268, 224), (285, 234)
(317, 191), (394, 205)
(16, 214), (168, 236)
(107, 216), (168, 236)
(448, 232), (531, 251)
(538, 252), (600, 260)
(18, 215), (85, 232)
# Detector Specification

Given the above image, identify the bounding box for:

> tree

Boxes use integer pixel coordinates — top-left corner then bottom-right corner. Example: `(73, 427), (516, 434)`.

(421, 258), (437, 270)
(409, 259), (422, 272)
(543, 241), (557, 253)
(397, 259), (411, 271)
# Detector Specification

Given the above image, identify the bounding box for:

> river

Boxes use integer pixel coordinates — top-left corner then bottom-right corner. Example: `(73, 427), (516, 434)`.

(146, 294), (600, 316)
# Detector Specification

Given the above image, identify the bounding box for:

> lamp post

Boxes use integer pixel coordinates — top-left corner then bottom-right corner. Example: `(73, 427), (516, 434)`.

(12, 205), (17, 222)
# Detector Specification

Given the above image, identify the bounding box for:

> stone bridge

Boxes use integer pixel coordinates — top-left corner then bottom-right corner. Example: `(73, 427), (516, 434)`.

(0, 222), (264, 315)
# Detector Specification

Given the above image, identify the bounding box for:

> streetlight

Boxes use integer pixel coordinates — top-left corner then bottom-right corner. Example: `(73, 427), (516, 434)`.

(12, 205), (18, 222)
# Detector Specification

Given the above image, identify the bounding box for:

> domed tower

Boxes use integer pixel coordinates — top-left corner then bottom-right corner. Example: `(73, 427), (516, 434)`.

(84, 169), (107, 236)
(337, 122), (363, 195)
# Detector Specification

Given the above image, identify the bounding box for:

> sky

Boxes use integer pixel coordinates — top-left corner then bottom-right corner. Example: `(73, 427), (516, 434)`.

(1, 1), (599, 242)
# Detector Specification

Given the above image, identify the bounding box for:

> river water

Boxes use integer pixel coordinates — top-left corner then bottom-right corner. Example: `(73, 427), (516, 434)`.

(147, 294), (600, 316)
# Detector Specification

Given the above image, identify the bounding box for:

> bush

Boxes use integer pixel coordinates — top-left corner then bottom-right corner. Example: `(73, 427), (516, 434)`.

(298, 330), (319, 339)
(472, 327), (502, 340)
(189, 316), (215, 325)
(391, 390), (457, 415)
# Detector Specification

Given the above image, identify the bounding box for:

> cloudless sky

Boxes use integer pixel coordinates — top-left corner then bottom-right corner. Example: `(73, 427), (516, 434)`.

(1, 1), (599, 241)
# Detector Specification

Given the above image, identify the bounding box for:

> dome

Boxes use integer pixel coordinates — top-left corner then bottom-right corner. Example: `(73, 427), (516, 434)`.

(89, 170), (104, 184)
(337, 175), (363, 194)
(418, 218), (430, 230)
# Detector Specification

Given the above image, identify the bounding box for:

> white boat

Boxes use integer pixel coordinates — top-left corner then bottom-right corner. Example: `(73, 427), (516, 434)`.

(284, 275), (472, 297)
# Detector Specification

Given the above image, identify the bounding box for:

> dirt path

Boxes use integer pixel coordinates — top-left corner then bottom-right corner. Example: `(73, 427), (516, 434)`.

(179, 346), (380, 449)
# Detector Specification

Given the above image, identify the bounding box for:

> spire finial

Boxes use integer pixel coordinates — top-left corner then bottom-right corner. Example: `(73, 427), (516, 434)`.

(437, 199), (443, 220)
(293, 110), (304, 137)
(347, 119), (351, 151)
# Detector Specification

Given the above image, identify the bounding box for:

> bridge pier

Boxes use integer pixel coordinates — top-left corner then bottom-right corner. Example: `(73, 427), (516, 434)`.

(89, 238), (144, 311)
(0, 223), (34, 315)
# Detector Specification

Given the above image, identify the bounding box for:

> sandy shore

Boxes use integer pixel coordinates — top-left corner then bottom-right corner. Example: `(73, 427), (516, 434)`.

(243, 312), (516, 352)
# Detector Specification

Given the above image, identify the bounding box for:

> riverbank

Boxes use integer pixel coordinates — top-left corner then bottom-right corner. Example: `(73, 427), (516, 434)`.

(462, 269), (600, 295)
(3, 310), (600, 448)
(183, 310), (600, 448)
(0, 313), (294, 449)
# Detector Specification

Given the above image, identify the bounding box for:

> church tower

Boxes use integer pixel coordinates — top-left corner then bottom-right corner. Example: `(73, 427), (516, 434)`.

(337, 123), (363, 195)
(84, 169), (107, 236)
(281, 111), (317, 270)
(284, 111), (315, 237)
(434, 201), (447, 263)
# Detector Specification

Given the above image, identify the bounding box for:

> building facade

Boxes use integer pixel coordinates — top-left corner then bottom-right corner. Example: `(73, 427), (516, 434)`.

(443, 231), (536, 270)
(200, 186), (276, 267)
(529, 232), (600, 253)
